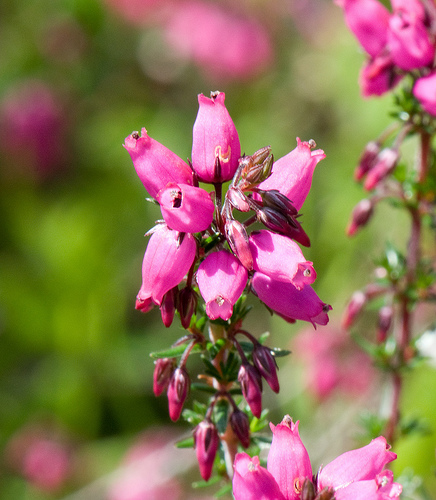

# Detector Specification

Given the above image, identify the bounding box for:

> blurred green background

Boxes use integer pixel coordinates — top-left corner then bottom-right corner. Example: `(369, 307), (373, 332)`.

(0, 0), (435, 498)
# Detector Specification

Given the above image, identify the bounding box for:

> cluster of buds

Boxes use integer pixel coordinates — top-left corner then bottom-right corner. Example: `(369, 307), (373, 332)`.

(124, 90), (330, 480)
(336, 0), (436, 105)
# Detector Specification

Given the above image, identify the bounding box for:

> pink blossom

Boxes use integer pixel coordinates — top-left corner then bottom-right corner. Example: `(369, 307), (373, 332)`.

(194, 420), (220, 481)
(413, 71), (436, 116)
(336, 0), (390, 58)
(238, 363), (263, 418)
(252, 272), (331, 327)
(233, 416), (402, 500)
(136, 225), (196, 307)
(163, 1), (273, 82)
(123, 128), (193, 199)
(257, 138), (326, 211)
(156, 182), (214, 233)
(359, 54), (403, 97)
(197, 250), (248, 321)
(249, 230), (316, 289)
(293, 326), (375, 400)
(0, 80), (69, 182)
(191, 92), (241, 183)
(363, 148), (399, 190)
(387, 12), (435, 71)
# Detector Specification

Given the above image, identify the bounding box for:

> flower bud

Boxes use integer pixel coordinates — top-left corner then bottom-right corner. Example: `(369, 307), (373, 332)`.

(225, 219), (253, 270)
(191, 91), (241, 183)
(194, 420), (220, 481)
(239, 148), (273, 189)
(354, 141), (380, 181)
(167, 367), (190, 421)
(178, 286), (198, 329)
(160, 287), (178, 327)
(226, 187), (250, 212)
(256, 189), (298, 217)
(238, 363), (262, 418)
(342, 291), (367, 329)
(377, 305), (393, 343)
(346, 198), (374, 236)
(156, 182), (215, 233)
(256, 207), (297, 237)
(153, 358), (175, 397)
(252, 343), (279, 393)
(364, 148), (399, 191)
(230, 409), (250, 448)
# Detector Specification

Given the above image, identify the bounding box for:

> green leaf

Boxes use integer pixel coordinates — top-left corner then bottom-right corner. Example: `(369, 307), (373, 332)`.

(191, 383), (217, 394)
(214, 399), (230, 434)
(149, 343), (202, 359)
(271, 347), (291, 358)
(175, 436), (195, 448)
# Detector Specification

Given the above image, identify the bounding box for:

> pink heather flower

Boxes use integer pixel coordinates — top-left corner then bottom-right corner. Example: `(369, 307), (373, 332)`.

(256, 138), (326, 212)
(359, 53), (402, 97)
(293, 326), (375, 400)
(197, 250), (248, 321)
(0, 80), (69, 182)
(249, 230), (316, 290)
(167, 367), (190, 421)
(363, 148), (399, 190)
(163, 1), (273, 82)
(191, 92), (241, 183)
(156, 182), (214, 233)
(153, 357), (175, 396)
(123, 128), (193, 199)
(238, 363), (263, 418)
(387, 12), (435, 71)
(336, 0), (390, 58)
(233, 416), (402, 500)
(413, 71), (436, 116)
(252, 272), (330, 327)
(136, 225), (196, 307)
(391, 0), (426, 21)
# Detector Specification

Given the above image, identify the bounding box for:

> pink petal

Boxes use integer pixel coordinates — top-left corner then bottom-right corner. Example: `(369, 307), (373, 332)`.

(267, 416), (312, 500)
(318, 436), (397, 489)
(233, 453), (286, 500)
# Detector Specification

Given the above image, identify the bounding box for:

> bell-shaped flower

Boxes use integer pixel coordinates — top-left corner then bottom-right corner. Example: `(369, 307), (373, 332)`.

(233, 416), (402, 500)
(359, 54), (403, 97)
(156, 182), (215, 233)
(413, 71), (436, 116)
(252, 272), (330, 327)
(123, 128), (193, 199)
(387, 12), (435, 71)
(191, 92), (241, 183)
(194, 419), (219, 481)
(318, 436), (397, 490)
(249, 230), (316, 290)
(233, 454), (286, 500)
(257, 138), (325, 211)
(336, 0), (390, 58)
(136, 225), (196, 307)
(391, 0), (426, 21)
(267, 417), (312, 500)
(196, 250), (248, 320)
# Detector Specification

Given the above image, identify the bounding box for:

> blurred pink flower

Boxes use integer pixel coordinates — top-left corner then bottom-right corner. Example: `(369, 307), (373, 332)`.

(0, 80), (69, 182)
(162, 1), (273, 82)
(293, 326), (375, 400)
(233, 415), (401, 500)
(6, 425), (73, 493)
(109, 429), (184, 500)
(414, 71), (436, 116)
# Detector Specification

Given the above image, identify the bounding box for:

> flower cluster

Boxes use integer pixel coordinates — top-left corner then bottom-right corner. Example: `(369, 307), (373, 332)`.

(336, 0), (436, 109)
(233, 415), (402, 500)
(124, 91), (330, 480)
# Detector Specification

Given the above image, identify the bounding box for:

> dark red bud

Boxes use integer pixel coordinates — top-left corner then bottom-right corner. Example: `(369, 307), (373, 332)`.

(252, 344), (279, 393)
(256, 189), (298, 217)
(178, 287), (197, 329)
(377, 305), (393, 343)
(225, 219), (253, 270)
(238, 363), (262, 418)
(153, 358), (175, 397)
(167, 367), (190, 421)
(341, 291), (367, 329)
(346, 198), (374, 236)
(160, 287), (178, 327)
(230, 409), (250, 448)
(286, 219), (311, 247)
(363, 148), (399, 191)
(194, 419), (220, 481)
(301, 478), (317, 500)
(355, 141), (380, 181)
